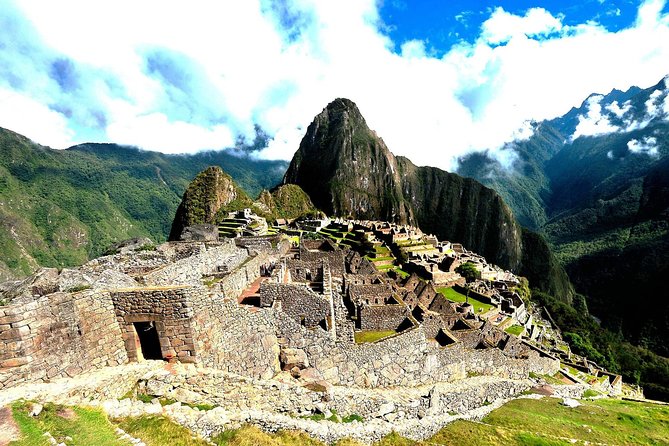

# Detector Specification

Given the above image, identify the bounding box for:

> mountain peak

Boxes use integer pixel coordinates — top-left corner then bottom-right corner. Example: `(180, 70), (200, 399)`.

(283, 99), (573, 301)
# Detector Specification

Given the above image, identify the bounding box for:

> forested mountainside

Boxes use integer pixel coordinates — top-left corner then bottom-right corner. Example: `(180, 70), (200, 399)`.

(0, 127), (286, 280)
(457, 77), (669, 399)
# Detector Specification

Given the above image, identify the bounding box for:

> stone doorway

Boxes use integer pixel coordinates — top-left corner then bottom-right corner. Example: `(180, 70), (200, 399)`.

(133, 321), (163, 360)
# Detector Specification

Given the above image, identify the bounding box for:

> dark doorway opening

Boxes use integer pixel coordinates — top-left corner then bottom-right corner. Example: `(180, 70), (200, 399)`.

(435, 329), (456, 347)
(134, 321), (163, 360)
(240, 295), (261, 306)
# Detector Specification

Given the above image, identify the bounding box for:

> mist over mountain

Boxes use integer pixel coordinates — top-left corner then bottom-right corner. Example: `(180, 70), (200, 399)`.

(457, 76), (669, 362)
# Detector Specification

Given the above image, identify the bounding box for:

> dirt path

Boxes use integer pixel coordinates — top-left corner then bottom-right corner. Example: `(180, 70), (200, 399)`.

(0, 406), (21, 446)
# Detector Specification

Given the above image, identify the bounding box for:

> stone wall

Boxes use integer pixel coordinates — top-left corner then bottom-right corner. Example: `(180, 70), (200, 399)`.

(260, 283), (331, 328)
(348, 283), (392, 305)
(0, 290), (127, 389)
(218, 252), (269, 299)
(453, 284), (493, 305)
(190, 293), (280, 380)
(275, 311), (559, 388)
(110, 288), (198, 362)
(359, 304), (409, 331)
(287, 259), (323, 283)
(145, 241), (246, 286)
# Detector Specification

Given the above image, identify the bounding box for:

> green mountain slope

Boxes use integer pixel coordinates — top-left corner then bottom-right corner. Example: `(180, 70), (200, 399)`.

(456, 77), (669, 399)
(0, 127), (287, 279)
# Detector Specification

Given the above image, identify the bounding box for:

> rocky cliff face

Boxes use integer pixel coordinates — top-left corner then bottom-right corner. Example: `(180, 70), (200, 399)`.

(169, 166), (247, 240)
(284, 99), (573, 300)
(283, 99), (413, 224)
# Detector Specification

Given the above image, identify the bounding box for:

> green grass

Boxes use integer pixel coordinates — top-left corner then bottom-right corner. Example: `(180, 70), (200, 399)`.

(10, 401), (126, 446)
(583, 389), (602, 398)
(505, 325), (524, 336)
(391, 267), (410, 279)
(437, 287), (495, 314)
(115, 415), (210, 446)
(207, 398), (669, 445)
(10, 397), (669, 446)
(370, 256), (395, 262)
(529, 372), (570, 386)
(354, 330), (396, 344)
(211, 425), (329, 446)
(375, 264), (395, 271)
(479, 397), (669, 445)
(300, 409), (363, 423)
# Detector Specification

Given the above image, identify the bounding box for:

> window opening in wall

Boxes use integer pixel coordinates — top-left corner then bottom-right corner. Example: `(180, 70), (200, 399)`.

(133, 321), (163, 360)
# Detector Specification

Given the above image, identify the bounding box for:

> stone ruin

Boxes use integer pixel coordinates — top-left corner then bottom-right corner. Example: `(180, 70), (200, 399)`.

(1, 232), (564, 393)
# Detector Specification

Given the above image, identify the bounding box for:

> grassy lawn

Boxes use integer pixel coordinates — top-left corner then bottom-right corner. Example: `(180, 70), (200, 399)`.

(148, 398), (669, 445)
(437, 287), (494, 314)
(354, 330), (396, 344)
(9, 397), (669, 446)
(115, 416), (210, 446)
(505, 325), (524, 336)
(476, 397), (669, 445)
(10, 401), (129, 446)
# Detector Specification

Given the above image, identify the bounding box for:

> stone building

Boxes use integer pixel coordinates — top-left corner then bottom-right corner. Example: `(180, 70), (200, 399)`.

(1, 232), (571, 393)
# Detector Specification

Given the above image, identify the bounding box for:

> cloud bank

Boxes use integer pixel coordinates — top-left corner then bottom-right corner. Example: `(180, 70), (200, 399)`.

(571, 76), (669, 140)
(1, 0), (669, 170)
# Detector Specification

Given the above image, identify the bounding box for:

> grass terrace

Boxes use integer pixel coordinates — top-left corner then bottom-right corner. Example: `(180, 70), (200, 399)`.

(437, 287), (495, 314)
(354, 330), (396, 344)
(390, 267), (410, 279)
(505, 325), (525, 336)
(375, 264), (395, 271)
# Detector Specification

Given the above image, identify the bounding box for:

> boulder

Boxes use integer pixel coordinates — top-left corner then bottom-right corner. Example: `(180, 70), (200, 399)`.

(58, 268), (93, 293)
(91, 270), (138, 290)
(105, 237), (154, 255)
(376, 402), (395, 418)
(280, 348), (309, 371)
(30, 403), (43, 417)
(1, 268), (60, 302)
(179, 224), (219, 242)
(561, 398), (581, 408)
(29, 268), (60, 296)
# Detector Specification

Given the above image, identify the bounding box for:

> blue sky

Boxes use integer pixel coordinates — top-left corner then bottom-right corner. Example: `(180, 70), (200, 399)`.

(1, 0), (668, 170)
(379, 0), (659, 54)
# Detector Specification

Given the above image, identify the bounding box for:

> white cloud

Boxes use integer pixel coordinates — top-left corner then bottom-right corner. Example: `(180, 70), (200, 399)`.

(0, 88), (75, 148)
(627, 136), (659, 156)
(400, 40), (427, 58)
(106, 114), (235, 155)
(0, 0), (669, 171)
(605, 100), (632, 118)
(572, 95), (618, 139)
(481, 7), (563, 44)
(571, 74), (669, 140)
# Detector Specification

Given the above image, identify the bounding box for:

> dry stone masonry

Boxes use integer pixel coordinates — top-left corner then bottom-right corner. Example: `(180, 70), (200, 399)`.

(0, 225), (624, 442)
(0, 232), (568, 391)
